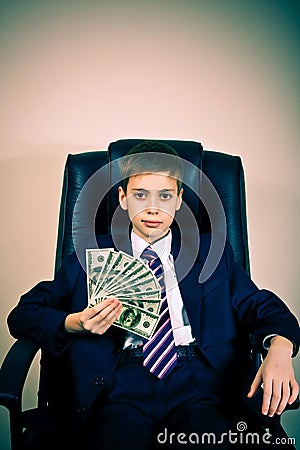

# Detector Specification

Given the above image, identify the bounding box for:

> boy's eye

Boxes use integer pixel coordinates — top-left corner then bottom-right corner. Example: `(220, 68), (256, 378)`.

(160, 192), (173, 200)
(134, 192), (147, 199)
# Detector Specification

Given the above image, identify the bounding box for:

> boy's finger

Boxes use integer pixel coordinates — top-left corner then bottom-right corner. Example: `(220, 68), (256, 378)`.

(101, 303), (122, 324)
(247, 371), (261, 398)
(261, 378), (272, 415)
(92, 303), (122, 333)
(89, 299), (120, 315)
(93, 300), (121, 320)
(288, 379), (300, 404)
(275, 381), (290, 415)
(267, 379), (282, 417)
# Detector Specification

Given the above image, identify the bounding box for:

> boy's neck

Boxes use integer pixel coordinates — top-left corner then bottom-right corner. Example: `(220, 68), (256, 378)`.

(131, 229), (172, 261)
(132, 228), (171, 245)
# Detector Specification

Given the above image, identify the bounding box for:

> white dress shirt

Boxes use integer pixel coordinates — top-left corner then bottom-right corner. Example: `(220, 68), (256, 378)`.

(124, 230), (195, 348)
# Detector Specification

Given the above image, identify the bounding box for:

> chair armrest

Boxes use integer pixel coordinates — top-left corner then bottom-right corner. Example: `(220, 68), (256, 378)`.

(0, 338), (40, 412)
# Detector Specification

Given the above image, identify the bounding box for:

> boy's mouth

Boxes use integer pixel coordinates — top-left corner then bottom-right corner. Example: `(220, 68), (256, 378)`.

(141, 219), (162, 227)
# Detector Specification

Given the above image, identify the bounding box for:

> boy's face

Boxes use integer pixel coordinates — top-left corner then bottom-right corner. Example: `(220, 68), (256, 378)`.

(118, 172), (183, 243)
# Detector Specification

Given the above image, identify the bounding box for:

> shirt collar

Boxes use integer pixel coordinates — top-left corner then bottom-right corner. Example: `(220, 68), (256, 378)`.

(131, 230), (172, 263)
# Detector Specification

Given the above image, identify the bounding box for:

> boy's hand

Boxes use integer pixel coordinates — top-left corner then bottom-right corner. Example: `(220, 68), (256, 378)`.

(247, 335), (299, 416)
(64, 299), (122, 335)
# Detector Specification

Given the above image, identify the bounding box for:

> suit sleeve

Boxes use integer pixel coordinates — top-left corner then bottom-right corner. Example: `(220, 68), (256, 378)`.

(225, 242), (300, 355)
(7, 253), (81, 356)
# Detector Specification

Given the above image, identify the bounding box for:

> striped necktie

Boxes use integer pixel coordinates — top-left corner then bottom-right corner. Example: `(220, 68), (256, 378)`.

(141, 246), (177, 379)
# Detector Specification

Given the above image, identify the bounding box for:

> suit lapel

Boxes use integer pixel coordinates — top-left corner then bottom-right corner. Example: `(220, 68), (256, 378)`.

(177, 260), (203, 344)
(171, 232), (203, 344)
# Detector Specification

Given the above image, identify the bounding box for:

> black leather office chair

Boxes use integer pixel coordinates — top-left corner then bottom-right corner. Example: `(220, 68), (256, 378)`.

(0, 139), (297, 450)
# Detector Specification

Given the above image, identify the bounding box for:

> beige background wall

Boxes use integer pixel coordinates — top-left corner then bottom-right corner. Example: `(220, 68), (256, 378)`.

(0, 0), (299, 448)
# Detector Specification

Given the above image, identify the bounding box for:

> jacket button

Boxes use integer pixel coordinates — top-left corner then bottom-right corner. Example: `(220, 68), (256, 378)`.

(93, 376), (105, 386)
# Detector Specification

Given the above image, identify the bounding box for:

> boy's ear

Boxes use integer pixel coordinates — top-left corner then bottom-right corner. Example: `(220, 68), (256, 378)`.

(118, 186), (128, 210)
(175, 188), (183, 211)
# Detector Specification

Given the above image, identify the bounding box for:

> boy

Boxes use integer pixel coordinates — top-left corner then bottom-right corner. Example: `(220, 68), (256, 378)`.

(8, 141), (300, 449)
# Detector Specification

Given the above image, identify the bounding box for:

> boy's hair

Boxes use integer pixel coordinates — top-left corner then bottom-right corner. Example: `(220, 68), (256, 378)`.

(120, 141), (184, 194)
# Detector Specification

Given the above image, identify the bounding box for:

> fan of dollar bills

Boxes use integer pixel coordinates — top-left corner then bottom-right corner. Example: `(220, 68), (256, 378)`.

(86, 249), (162, 339)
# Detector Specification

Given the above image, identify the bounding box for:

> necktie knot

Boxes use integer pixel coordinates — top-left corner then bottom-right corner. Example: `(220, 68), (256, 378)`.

(141, 247), (164, 290)
(141, 246), (159, 265)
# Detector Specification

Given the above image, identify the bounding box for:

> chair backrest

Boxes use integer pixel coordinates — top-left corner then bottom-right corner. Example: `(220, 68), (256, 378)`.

(55, 139), (250, 274)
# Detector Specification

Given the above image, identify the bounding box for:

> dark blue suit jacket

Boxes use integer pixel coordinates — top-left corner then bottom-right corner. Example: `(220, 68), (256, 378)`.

(7, 233), (300, 423)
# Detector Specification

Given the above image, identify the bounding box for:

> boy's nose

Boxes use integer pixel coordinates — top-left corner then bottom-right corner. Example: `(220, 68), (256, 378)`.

(145, 203), (159, 214)
(146, 194), (159, 211)
(146, 208), (158, 215)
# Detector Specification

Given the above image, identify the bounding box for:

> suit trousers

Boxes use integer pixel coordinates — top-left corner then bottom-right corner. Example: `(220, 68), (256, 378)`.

(85, 345), (235, 450)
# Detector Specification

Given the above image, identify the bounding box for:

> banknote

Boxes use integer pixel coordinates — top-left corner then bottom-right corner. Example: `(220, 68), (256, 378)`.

(120, 299), (161, 315)
(86, 248), (114, 300)
(114, 303), (159, 339)
(92, 250), (119, 297)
